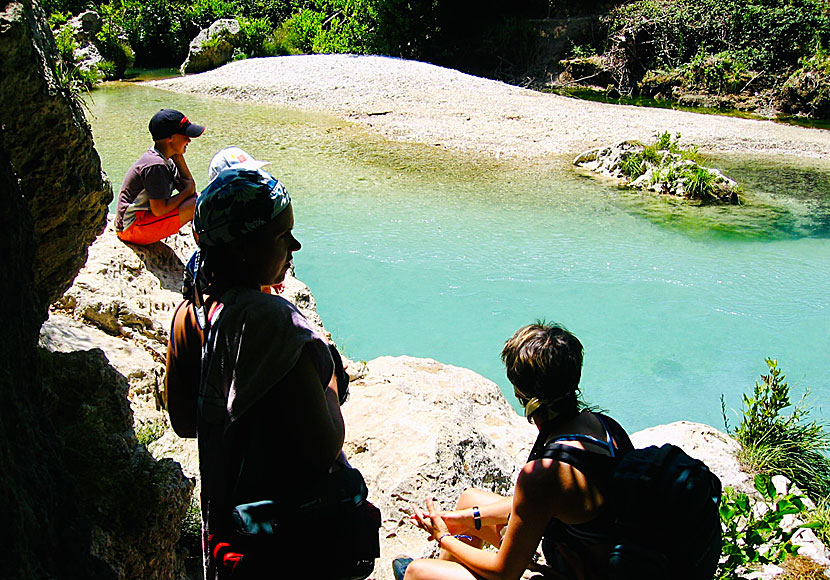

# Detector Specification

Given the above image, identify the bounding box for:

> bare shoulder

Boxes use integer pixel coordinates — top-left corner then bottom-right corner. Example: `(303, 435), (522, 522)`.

(517, 457), (574, 499)
(516, 455), (605, 524)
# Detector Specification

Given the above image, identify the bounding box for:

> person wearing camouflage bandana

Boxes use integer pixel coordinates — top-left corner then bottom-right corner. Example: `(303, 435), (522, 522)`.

(164, 168), (352, 579)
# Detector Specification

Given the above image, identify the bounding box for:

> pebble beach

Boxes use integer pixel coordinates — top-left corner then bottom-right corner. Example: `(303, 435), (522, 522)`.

(149, 54), (830, 161)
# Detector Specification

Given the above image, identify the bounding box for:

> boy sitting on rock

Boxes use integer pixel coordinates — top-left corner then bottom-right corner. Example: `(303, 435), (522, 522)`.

(115, 109), (204, 245)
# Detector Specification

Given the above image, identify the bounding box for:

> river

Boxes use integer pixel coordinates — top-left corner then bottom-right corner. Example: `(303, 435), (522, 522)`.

(86, 81), (830, 433)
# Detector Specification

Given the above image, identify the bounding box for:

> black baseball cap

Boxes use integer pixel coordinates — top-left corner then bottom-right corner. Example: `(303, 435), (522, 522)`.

(149, 109), (205, 141)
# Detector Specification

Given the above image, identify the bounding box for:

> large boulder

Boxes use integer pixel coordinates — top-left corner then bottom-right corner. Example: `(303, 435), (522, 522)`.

(39, 346), (193, 579)
(54, 218), (327, 363)
(45, 222), (830, 579)
(0, 0), (111, 319)
(180, 18), (241, 75)
(340, 355), (537, 576)
(52, 10), (133, 80)
(0, 0), (191, 576)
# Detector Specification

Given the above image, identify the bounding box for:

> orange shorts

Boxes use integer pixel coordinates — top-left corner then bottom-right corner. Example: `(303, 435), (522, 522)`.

(117, 208), (182, 245)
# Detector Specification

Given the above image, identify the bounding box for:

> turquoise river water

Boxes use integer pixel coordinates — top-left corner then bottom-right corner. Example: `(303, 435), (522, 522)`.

(86, 82), (830, 433)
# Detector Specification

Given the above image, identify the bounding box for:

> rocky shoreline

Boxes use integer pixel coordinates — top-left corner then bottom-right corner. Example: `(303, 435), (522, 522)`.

(44, 218), (830, 579)
(149, 55), (830, 162)
(5, 1), (827, 576)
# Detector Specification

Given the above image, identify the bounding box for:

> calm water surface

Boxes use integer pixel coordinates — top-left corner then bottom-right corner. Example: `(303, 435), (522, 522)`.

(86, 82), (830, 432)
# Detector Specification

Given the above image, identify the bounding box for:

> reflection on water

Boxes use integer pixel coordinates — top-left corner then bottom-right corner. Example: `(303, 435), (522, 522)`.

(86, 82), (830, 432)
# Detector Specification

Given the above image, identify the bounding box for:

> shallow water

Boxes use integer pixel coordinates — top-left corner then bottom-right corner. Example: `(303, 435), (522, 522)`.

(86, 82), (830, 433)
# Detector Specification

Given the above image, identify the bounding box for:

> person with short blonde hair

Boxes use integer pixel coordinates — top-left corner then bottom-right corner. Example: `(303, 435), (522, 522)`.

(401, 322), (633, 580)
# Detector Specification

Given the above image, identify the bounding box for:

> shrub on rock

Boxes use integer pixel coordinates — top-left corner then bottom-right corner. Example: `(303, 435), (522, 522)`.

(574, 132), (741, 204)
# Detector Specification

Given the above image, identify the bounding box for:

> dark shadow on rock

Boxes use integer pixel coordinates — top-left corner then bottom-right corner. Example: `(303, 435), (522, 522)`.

(124, 240), (186, 293)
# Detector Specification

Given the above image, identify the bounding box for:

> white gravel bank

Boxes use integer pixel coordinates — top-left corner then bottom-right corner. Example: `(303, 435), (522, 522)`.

(149, 54), (830, 161)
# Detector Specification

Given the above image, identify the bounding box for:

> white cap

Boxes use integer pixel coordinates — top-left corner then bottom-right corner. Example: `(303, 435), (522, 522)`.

(207, 146), (270, 182)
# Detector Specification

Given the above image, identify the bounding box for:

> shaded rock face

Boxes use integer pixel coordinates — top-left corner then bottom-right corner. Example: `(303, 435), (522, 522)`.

(0, 0), (111, 319)
(40, 347), (193, 580)
(1, 0), (192, 578)
(779, 67), (830, 119)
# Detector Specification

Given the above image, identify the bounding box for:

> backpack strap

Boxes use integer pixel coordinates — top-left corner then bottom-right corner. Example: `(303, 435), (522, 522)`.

(527, 414), (619, 484)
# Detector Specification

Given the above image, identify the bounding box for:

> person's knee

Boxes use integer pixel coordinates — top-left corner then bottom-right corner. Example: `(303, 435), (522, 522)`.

(403, 558), (430, 580)
(456, 488), (487, 510)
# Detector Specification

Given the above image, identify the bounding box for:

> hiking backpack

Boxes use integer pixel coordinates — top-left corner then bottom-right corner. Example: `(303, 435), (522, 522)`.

(532, 418), (723, 580)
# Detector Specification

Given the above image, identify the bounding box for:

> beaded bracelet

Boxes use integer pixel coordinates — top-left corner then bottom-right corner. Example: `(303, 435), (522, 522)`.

(437, 534), (473, 545)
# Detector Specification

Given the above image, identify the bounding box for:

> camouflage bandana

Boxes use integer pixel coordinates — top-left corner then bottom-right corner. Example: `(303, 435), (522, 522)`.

(194, 167), (291, 247)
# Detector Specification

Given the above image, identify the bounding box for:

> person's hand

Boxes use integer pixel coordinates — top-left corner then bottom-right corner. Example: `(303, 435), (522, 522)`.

(410, 498), (450, 542)
(410, 506), (472, 535)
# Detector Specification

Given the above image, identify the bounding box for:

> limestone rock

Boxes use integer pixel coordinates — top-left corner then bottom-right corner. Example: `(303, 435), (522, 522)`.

(40, 347), (193, 579)
(54, 10), (133, 79)
(180, 18), (241, 75)
(55, 217), (328, 362)
(41, 312), (164, 406)
(630, 421), (750, 492)
(0, 0), (111, 318)
(340, 355), (537, 578)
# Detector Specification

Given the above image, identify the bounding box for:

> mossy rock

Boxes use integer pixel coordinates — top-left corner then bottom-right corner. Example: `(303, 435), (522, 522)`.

(638, 69), (685, 98)
(557, 55), (613, 87)
(778, 60), (830, 119)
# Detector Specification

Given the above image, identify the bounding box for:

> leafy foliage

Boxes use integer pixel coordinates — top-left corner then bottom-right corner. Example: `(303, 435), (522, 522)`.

(179, 492), (202, 560)
(619, 152), (645, 179)
(681, 165), (717, 200)
(234, 16), (286, 58)
(601, 0), (830, 94)
(611, 132), (739, 203)
(726, 359), (830, 503)
(135, 418), (167, 447)
(718, 474), (814, 579)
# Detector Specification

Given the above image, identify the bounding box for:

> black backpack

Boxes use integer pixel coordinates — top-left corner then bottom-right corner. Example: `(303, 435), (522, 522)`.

(530, 416), (722, 580)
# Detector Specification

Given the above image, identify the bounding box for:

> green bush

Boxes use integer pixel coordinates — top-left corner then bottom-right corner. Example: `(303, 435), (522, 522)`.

(135, 418), (167, 447)
(725, 359), (830, 503)
(681, 165), (717, 201)
(54, 22), (79, 63)
(718, 474), (814, 580)
(619, 152), (645, 179)
(280, 0), (380, 55)
(97, 3), (135, 76)
(179, 492), (202, 559)
(280, 8), (324, 53)
(234, 16), (284, 57)
(684, 50), (754, 94)
(603, 0), (830, 92)
(118, 0), (188, 66)
(183, 0), (241, 31)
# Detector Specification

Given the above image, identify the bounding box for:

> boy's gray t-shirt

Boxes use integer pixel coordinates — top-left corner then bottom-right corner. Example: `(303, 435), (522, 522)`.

(116, 147), (184, 231)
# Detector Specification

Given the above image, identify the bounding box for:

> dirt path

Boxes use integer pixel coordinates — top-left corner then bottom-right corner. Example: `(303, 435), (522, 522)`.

(150, 54), (830, 161)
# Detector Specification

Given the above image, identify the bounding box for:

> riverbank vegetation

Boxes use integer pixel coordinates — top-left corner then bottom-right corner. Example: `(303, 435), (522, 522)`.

(715, 359), (830, 578)
(722, 359), (830, 554)
(44, 0), (830, 119)
(574, 132), (742, 204)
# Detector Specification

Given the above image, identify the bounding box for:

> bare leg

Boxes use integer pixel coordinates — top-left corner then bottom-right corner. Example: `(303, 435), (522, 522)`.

(439, 488), (509, 560)
(404, 558), (479, 580)
(179, 195), (196, 226)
